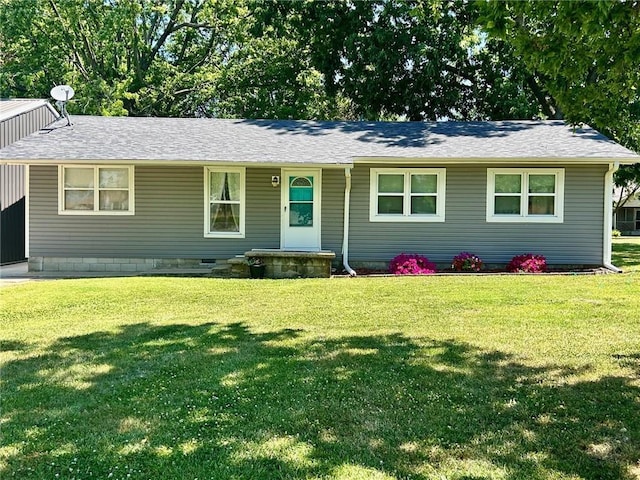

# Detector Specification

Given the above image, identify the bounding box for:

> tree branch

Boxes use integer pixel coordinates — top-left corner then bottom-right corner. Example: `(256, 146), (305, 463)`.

(47, 0), (91, 79)
(146, 0), (186, 69)
(172, 21), (216, 30)
(615, 183), (640, 211)
(525, 74), (562, 119)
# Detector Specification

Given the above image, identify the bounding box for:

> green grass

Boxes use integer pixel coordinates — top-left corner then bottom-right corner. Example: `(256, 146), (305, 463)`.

(1, 243), (639, 480)
(613, 236), (640, 272)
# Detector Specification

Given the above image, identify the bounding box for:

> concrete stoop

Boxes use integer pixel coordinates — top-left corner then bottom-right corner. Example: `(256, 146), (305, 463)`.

(230, 250), (336, 279)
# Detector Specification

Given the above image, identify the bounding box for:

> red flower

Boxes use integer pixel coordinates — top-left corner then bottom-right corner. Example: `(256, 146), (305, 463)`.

(507, 254), (547, 273)
(389, 253), (437, 275)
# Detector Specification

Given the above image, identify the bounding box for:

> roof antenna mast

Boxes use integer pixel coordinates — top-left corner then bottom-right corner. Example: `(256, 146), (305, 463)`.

(50, 85), (75, 126)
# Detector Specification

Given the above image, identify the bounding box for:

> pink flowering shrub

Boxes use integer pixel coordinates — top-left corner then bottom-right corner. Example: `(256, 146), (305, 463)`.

(506, 254), (547, 273)
(389, 253), (437, 275)
(451, 252), (483, 272)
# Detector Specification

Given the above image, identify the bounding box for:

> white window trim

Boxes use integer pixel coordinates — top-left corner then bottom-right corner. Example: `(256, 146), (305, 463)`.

(58, 165), (135, 215)
(204, 166), (246, 238)
(369, 168), (446, 222)
(486, 168), (564, 223)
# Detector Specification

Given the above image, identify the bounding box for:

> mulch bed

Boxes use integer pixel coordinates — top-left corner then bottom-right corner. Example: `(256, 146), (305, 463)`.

(335, 267), (612, 276)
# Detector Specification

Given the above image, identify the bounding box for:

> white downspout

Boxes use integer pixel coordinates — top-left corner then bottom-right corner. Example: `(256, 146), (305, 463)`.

(604, 161), (621, 272)
(342, 167), (357, 276)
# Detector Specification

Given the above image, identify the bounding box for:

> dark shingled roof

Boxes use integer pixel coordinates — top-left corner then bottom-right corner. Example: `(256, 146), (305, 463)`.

(1, 116), (638, 165)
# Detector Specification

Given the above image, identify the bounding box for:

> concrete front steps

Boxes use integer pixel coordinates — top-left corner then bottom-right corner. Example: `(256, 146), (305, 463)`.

(228, 250), (336, 278)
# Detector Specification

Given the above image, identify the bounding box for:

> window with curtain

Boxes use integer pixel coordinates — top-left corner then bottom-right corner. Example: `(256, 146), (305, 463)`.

(59, 165), (134, 214)
(205, 167), (245, 237)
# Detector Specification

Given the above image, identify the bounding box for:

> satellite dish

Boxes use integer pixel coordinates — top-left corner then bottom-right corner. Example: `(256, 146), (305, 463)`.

(50, 85), (75, 126)
(50, 85), (75, 101)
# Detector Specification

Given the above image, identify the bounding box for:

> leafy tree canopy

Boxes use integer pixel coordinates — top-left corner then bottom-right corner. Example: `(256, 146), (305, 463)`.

(0, 0), (545, 121)
(0, 0), (347, 119)
(481, 0), (640, 149)
(481, 0), (640, 207)
(0, 0), (638, 172)
(255, 0), (545, 121)
(1, 0), (247, 116)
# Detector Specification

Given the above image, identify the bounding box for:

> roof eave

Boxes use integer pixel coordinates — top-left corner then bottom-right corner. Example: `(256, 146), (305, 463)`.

(0, 158), (354, 168)
(353, 156), (640, 165)
(3, 155), (638, 167)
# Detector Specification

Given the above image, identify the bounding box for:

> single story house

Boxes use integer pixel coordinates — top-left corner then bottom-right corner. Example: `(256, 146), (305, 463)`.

(614, 192), (640, 235)
(0, 99), (59, 264)
(0, 116), (638, 276)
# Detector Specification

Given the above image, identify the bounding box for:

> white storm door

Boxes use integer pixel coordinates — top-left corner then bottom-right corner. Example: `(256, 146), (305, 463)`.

(281, 169), (321, 251)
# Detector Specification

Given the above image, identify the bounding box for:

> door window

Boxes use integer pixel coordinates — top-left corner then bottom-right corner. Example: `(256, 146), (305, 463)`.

(289, 176), (313, 227)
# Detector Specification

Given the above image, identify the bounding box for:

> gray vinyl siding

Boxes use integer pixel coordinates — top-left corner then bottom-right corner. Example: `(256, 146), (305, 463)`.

(30, 165), (346, 259)
(348, 164), (608, 266)
(29, 163), (608, 265)
(320, 168), (345, 255)
(30, 165), (284, 258)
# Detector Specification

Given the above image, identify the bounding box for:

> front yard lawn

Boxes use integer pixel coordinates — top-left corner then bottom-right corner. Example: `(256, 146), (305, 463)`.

(1, 246), (639, 479)
(613, 236), (640, 272)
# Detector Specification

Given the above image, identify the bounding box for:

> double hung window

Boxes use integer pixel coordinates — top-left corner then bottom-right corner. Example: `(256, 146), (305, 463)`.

(59, 165), (134, 214)
(370, 168), (446, 222)
(205, 167), (245, 237)
(487, 168), (564, 223)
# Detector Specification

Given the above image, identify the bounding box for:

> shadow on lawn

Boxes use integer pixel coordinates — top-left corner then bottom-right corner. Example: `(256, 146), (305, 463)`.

(612, 241), (640, 271)
(2, 323), (639, 479)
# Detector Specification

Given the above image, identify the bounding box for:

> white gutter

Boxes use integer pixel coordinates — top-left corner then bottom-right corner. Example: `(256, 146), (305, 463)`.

(342, 167), (357, 276)
(603, 161), (621, 272)
(352, 156), (639, 166)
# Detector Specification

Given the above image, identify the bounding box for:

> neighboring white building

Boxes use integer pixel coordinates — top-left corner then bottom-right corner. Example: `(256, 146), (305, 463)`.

(614, 187), (640, 234)
(1, 99), (59, 264)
